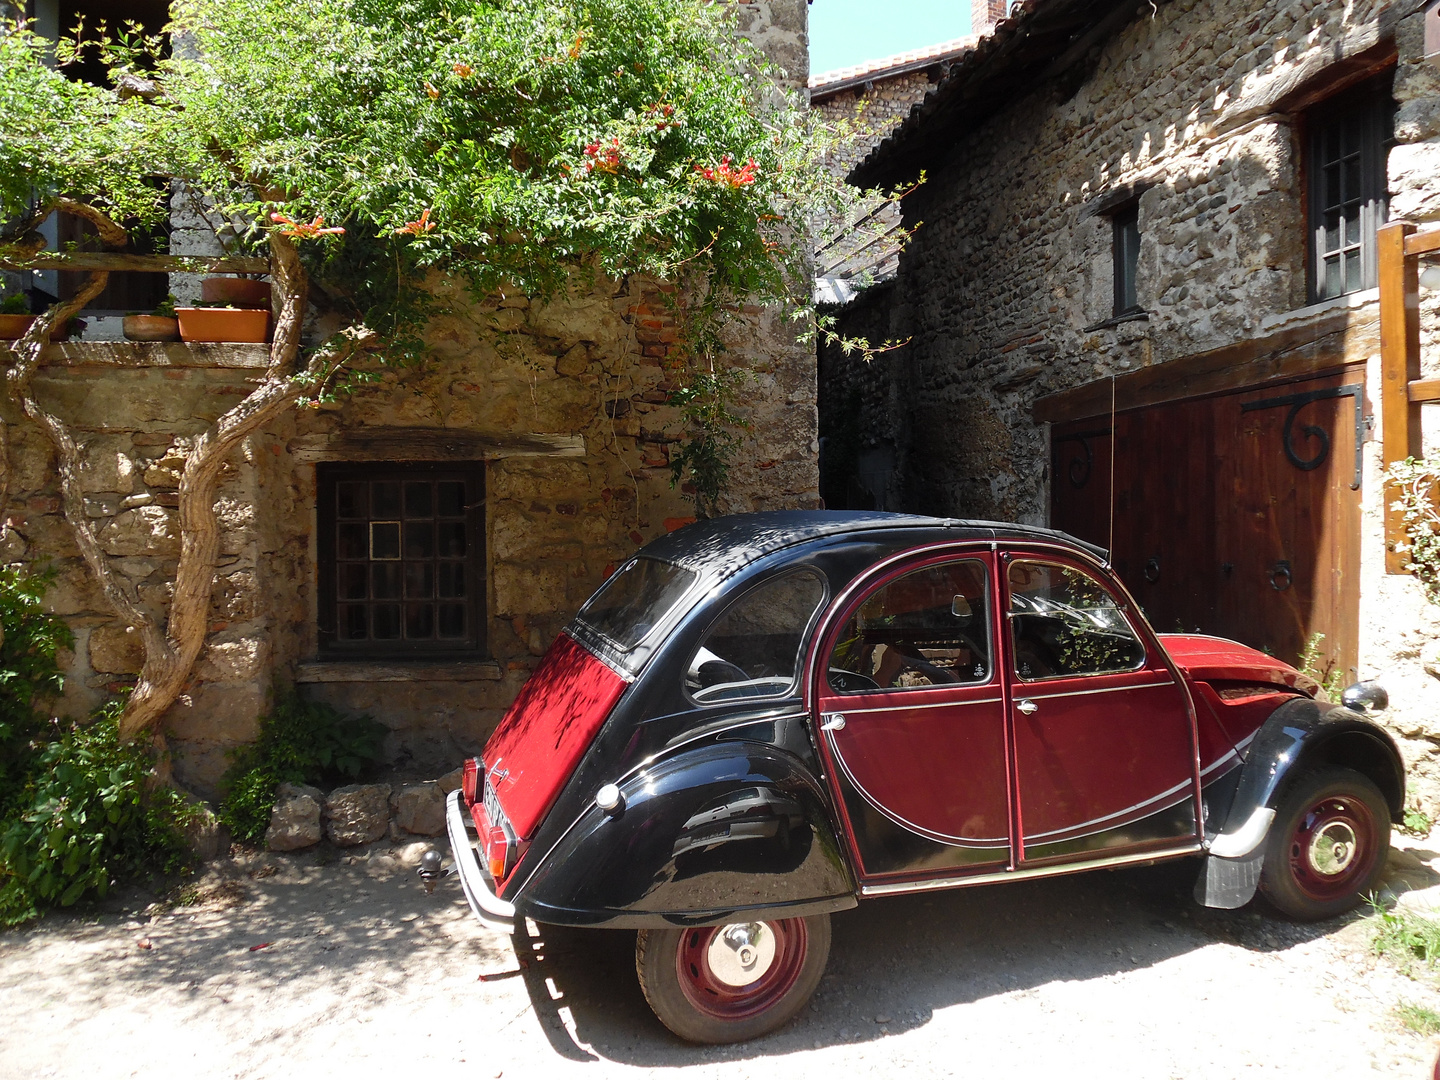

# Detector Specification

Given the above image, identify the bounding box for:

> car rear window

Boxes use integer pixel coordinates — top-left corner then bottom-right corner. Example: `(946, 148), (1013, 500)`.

(577, 557), (698, 650)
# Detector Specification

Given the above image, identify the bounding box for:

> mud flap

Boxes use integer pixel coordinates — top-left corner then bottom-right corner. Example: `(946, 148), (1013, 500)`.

(1194, 851), (1265, 909)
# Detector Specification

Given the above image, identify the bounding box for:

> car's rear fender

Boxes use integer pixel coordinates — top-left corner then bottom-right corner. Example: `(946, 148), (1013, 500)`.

(1196, 696), (1404, 909)
(511, 740), (858, 929)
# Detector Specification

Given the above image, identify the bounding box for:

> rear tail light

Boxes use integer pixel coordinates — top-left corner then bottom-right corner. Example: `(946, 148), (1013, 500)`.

(461, 758), (479, 804)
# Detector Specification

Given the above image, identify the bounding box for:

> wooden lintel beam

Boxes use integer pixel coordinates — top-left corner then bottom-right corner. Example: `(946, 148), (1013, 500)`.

(1404, 228), (1440, 257)
(1379, 220), (1421, 573)
(288, 428), (586, 463)
(0, 252), (269, 274)
(1032, 309), (1376, 424)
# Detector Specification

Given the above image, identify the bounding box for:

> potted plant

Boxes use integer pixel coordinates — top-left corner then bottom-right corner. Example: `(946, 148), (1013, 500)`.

(122, 294), (181, 342)
(174, 300), (270, 343)
(200, 275), (270, 309)
(0, 293), (34, 340)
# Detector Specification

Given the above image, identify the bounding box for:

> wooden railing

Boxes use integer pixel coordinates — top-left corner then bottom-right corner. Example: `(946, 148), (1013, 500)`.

(1379, 220), (1440, 573)
(0, 252), (269, 274)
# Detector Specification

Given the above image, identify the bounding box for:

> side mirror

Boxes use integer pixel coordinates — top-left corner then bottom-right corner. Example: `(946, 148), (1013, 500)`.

(951, 595), (973, 621)
(1341, 680), (1389, 713)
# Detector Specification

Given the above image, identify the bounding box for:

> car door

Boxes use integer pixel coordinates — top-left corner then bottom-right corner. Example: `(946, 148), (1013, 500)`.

(813, 549), (1014, 878)
(1002, 551), (1201, 865)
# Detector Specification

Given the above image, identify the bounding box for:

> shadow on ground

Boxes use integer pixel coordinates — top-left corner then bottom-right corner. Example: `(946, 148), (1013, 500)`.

(505, 852), (1414, 1065)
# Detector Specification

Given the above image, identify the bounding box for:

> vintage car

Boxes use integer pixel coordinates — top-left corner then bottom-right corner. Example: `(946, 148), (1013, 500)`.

(444, 511), (1403, 1043)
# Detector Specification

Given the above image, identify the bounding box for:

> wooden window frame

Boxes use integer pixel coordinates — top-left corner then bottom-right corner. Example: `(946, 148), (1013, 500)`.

(1304, 73), (1395, 304)
(316, 461), (486, 660)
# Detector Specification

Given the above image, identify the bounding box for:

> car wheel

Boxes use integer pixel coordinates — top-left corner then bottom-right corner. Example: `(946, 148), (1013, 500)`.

(1258, 766), (1390, 922)
(635, 914), (830, 1044)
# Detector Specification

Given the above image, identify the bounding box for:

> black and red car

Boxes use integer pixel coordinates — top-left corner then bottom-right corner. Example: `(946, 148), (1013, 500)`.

(445, 511), (1403, 1043)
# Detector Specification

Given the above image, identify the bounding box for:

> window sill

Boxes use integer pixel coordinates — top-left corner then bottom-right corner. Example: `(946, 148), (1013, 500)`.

(1082, 310), (1150, 332)
(1259, 288), (1378, 334)
(296, 659), (504, 683)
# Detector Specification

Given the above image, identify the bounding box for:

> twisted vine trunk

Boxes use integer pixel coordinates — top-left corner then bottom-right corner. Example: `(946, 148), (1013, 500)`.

(5, 202), (375, 749)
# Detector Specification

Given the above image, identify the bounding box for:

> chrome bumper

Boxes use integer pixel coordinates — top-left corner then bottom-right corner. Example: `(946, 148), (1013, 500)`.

(445, 789), (517, 933)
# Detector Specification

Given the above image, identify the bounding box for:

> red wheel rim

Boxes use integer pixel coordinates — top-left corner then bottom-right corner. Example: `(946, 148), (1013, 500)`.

(674, 919), (808, 1022)
(1287, 794), (1378, 903)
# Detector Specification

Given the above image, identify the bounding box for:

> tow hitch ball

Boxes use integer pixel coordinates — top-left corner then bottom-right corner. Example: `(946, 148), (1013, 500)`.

(418, 848), (453, 894)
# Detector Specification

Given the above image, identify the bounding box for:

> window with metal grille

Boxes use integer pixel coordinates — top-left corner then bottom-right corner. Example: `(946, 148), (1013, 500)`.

(316, 464), (484, 657)
(1306, 75), (1394, 302)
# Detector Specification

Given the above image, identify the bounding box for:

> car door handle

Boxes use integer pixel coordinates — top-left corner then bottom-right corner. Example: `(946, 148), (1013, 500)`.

(1016, 699), (1038, 715)
(820, 713), (846, 731)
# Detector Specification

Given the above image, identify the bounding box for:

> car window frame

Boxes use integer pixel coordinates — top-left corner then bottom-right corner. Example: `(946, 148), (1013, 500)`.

(681, 566), (831, 709)
(1003, 554), (1148, 683)
(575, 555), (704, 655)
(823, 551), (998, 697)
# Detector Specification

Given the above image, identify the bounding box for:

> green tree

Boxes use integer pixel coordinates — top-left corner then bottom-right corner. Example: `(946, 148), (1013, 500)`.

(0, 1), (880, 752)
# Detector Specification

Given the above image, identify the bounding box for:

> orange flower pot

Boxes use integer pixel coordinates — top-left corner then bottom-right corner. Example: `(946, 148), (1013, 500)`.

(0, 314), (36, 341)
(175, 307), (270, 343)
(200, 277), (271, 309)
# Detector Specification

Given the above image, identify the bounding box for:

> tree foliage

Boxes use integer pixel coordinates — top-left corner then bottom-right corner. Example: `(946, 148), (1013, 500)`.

(8, 0), (858, 352)
(0, 1), (883, 745)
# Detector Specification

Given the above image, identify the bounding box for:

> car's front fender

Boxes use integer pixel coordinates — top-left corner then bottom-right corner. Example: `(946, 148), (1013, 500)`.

(513, 741), (857, 928)
(1196, 695), (1404, 909)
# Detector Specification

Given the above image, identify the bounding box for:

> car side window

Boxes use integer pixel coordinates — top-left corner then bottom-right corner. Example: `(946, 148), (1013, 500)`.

(684, 570), (827, 704)
(827, 559), (991, 693)
(1007, 560), (1145, 680)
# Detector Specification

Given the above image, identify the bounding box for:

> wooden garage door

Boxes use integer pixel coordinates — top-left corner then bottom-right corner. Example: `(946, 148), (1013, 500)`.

(1051, 370), (1363, 684)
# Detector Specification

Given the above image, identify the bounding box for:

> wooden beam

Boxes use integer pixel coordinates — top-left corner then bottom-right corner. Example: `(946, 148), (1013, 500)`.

(1409, 378), (1440, 404)
(0, 341), (273, 369)
(0, 252), (269, 274)
(1032, 308), (1378, 424)
(1404, 227), (1440, 257)
(1379, 220), (1421, 573)
(287, 428), (586, 463)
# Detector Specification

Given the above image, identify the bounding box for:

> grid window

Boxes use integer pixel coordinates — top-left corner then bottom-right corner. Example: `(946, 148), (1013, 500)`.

(318, 464), (484, 657)
(1307, 76), (1394, 302)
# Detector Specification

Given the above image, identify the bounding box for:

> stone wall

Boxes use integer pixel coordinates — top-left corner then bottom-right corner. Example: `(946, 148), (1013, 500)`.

(830, 0), (1440, 806)
(813, 70), (940, 175)
(1, 0), (817, 799)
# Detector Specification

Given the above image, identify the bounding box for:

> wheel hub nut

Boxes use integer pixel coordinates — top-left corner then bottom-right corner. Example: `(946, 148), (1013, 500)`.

(707, 922), (777, 987)
(1309, 821), (1357, 876)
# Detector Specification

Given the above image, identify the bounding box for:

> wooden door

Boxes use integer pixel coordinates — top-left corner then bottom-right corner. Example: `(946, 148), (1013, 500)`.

(1051, 370), (1363, 685)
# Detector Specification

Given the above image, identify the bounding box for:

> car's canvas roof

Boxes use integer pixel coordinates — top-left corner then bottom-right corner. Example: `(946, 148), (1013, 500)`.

(639, 511), (1107, 576)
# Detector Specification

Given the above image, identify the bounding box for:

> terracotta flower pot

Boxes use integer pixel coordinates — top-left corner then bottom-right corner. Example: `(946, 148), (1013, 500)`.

(0, 314), (36, 341)
(122, 314), (182, 342)
(175, 307), (271, 344)
(200, 277), (271, 309)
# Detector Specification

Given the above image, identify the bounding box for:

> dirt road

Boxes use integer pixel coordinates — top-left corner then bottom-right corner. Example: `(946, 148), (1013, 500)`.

(4, 840), (1440, 1080)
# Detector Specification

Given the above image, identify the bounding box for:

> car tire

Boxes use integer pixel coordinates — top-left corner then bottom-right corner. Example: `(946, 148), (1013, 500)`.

(1258, 766), (1390, 922)
(635, 914), (830, 1044)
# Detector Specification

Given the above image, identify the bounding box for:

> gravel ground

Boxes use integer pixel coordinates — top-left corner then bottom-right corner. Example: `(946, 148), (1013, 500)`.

(5, 839), (1440, 1080)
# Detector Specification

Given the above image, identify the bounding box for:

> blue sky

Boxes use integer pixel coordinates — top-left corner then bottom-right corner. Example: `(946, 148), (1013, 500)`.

(809, 0), (972, 75)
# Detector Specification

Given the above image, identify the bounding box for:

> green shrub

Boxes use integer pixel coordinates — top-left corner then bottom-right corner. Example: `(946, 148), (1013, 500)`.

(0, 566), (72, 820)
(218, 695), (387, 844)
(0, 702), (196, 926)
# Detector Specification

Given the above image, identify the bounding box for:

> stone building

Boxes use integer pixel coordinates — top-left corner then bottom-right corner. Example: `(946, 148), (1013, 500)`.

(1, 0), (818, 797)
(824, 0), (1440, 803)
